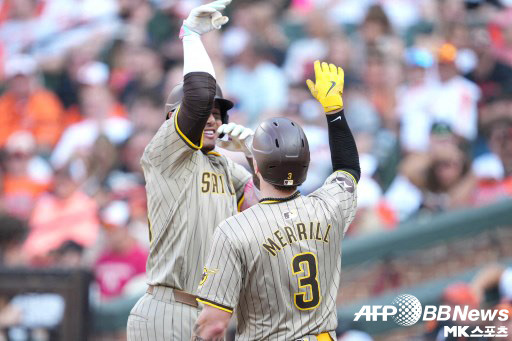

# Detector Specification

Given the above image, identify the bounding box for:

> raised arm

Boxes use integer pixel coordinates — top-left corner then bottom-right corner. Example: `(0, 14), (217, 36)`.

(175, 0), (231, 148)
(307, 60), (361, 183)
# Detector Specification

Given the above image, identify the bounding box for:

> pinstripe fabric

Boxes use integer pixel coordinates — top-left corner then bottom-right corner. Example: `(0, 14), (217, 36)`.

(127, 118), (251, 340)
(127, 287), (200, 341)
(197, 171), (357, 340)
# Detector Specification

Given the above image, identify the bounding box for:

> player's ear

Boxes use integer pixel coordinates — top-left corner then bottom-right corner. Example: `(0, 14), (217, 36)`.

(252, 158), (259, 175)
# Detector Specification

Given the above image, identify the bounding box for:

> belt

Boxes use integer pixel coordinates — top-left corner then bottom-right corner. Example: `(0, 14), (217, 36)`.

(147, 285), (198, 308)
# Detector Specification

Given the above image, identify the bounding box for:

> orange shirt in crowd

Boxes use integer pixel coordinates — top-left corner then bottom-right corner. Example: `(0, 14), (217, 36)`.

(472, 177), (512, 207)
(2, 175), (49, 219)
(64, 102), (127, 128)
(24, 190), (100, 261)
(0, 89), (65, 148)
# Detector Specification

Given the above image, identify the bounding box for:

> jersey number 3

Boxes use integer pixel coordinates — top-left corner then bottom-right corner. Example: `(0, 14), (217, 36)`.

(291, 252), (321, 310)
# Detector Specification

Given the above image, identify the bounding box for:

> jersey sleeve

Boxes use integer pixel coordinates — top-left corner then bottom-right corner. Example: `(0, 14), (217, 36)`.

(308, 170), (358, 235)
(141, 106), (197, 176)
(197, 226), (242, 313)
(224, 156), (251, 208)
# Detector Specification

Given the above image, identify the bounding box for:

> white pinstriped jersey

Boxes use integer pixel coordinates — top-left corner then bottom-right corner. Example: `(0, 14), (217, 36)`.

(197, 171), (357, 340)
(141, 111), (251, 294)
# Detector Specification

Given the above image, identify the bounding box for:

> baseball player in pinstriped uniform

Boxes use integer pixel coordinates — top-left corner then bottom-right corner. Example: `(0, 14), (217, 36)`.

(127, 1), (259, 340)
(193, 61), (360, 341)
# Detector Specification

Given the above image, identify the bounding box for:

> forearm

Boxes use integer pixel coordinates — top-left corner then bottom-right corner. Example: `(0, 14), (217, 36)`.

(183, 32), (216, 77)
(326, 109), (361, 182)
(192, 307), (230, 341)
(177, 32), (217, 146)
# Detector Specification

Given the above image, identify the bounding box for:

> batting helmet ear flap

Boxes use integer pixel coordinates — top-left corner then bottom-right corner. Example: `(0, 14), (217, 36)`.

(165, 82), (184, 120)
(214, 84), (233, 125)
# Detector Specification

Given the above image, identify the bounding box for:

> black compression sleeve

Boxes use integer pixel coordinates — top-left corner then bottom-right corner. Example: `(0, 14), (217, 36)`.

(326, 109), (361, 182)
(176, 72), (217, 146)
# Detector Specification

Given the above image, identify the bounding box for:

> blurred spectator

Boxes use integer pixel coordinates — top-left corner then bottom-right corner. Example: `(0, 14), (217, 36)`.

(472, 117), (512, 205)
(350, 154), (397, 235)
(51, 240), (85, 268)
(227, 39), (288, 127)
(119, 46), (166, 106)
(362, 48), (401, 132)
(0, 56), (65, 151)
(350, 4), (403, 77)
(283, 10), (332, 84)
(221, 2), (287, 64)
(465, 27), (512, 102)
(429, 43), (481, 142)
(472, 263), (512, 304)
(0, 214), (28, 267)
(421, 141), (473, 213)
(386, 124), (474, 220)
(397, 48), (436, 153)
(424, 282), (480, 341)
(87, 135), (119, 190)
(489, 7), (512, 65)
(106, 129), (152, 248)
(1, 131), (51, 220)
(23, 166), (100, 264)
(0, 0), (120, 60)
(93, 201), (147, 302)
(51, 62), (132, 168)
(128, 92), (165, 133)
(492, 303), (512, 338)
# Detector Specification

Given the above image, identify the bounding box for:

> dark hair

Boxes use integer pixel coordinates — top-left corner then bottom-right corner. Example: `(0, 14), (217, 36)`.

(363, 4), (392, 35)
(271, 184), (298, 192)
(135, 90), (163, 109)
(0, 215), (28, 259)
(426, 150), (470, 193)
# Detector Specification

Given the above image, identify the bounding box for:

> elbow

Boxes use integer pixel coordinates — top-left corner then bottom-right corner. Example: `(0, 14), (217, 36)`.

(183, 72), (217, 115)
(195, 85), (216, 111)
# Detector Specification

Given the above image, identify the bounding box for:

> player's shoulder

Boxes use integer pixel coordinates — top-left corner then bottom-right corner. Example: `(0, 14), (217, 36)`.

(309, 170), (357, 195)
(142, 120), (172, 156)
(209, 151), (237, 168)
(217, 206), (258, 237)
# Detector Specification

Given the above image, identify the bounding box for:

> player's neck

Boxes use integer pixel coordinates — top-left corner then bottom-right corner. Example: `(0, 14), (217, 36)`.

(259, 181), (296, 199)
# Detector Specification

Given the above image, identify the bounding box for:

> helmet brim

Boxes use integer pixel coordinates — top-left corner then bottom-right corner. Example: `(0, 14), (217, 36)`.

(215, 97), (234, 112)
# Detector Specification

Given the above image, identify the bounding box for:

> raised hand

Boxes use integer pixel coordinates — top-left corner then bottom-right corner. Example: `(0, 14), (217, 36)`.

(216, 123), (254, 157)
(306, 60), (345, 114)
(180, 0), (232, 38)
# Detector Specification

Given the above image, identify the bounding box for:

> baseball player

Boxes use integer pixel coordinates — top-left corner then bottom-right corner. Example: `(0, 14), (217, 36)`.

(193, 61), (360, 341)
(126, 1), (258, 339)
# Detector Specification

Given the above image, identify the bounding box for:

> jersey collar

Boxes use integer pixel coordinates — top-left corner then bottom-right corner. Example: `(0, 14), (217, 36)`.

(259, 191), (301, 205)
(206, 150), (221, 157)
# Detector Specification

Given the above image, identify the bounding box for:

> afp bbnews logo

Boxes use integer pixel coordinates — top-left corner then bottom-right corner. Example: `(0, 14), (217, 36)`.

(353, 294), (510, 338)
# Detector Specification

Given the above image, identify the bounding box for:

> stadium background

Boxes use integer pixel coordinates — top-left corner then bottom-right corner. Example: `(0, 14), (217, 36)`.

(0, 0), (512, 340)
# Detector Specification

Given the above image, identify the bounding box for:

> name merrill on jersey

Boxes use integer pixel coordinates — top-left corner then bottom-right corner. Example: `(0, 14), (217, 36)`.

(262, 222), (332, 256)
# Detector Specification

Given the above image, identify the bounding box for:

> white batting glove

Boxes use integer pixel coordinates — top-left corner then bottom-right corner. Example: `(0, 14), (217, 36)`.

(217, 123), (254, 157)
(180, 0), (231, 39)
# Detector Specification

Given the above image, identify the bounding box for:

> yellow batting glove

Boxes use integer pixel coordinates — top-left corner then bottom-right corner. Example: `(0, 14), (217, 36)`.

(306, 60), (344, 114)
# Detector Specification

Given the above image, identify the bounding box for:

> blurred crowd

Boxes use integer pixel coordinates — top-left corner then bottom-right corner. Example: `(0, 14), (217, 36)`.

(1, 0), (512, 338)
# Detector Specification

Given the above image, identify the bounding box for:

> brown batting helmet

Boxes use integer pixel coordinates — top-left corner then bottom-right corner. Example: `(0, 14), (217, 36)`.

(252, 118), (310, 187)
(165, 82), (233, 124)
